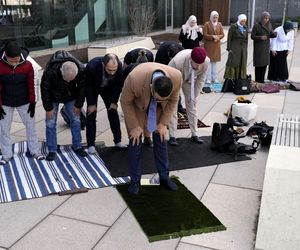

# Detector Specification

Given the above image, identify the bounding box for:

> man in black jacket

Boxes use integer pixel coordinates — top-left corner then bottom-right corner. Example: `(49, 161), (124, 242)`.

(41, 50), (87, 161)
(85, 53), (126, 154)
(0, 41), (44, 165)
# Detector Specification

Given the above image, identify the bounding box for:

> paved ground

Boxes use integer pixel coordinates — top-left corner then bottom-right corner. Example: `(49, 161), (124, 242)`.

(0, 30), (299, 250)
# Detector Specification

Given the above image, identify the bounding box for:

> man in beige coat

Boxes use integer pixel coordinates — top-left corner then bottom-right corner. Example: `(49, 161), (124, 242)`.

(168, 47), (210, 146)
(120, 62), (182, 195)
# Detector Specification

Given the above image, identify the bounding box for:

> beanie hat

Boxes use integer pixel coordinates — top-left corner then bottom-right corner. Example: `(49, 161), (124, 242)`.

(191, 47), (206, 64)
(5, 41), (21, 58)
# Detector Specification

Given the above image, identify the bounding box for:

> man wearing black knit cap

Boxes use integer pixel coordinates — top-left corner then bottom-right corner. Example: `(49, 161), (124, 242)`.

(168, 47), (210, 146)
(0, 41), (44, 165)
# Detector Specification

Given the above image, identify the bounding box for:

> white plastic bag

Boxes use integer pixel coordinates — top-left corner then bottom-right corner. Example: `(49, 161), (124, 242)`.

(232, 101), (257, 122)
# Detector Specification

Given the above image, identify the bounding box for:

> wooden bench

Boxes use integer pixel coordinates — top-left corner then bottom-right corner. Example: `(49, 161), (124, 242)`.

(255, 114), (300, 250)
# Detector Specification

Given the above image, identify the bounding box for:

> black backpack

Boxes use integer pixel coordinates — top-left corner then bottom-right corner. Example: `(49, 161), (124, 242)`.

(211, 123), (235, 152)
(246, 121), (273, 146)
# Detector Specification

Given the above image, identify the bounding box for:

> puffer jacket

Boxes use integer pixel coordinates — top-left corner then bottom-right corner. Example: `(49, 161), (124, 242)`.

(0, 47), (35, 107)
(41, 50), (85, 111)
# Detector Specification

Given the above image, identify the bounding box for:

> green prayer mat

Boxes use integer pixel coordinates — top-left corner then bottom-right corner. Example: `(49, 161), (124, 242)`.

(117, 178), (226, 242)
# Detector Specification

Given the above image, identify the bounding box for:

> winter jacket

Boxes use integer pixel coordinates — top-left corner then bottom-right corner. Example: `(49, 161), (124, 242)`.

(41, 50), (86, 111)
(251, 21), (275, 67)
(179, 29), (203, 49)
(0, 47), (35, 107)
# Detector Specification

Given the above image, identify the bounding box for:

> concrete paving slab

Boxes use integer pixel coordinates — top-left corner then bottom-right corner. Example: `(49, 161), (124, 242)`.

(285, 90), (300, 104)
(93, 209), (179, 250)
(181, 183), (260, 250)
(252, 93), (285, 109)
(53, 187), (126, 226)
(0, 195), (69, 248)
(254, 107), (283, 125)
(171, 165), (217, 199)
(10, 214), (108, 250)
(177, 242), (216, 250)
(212, 149), (268, 191)
(202, 111), (228, 125)
(283, 103), (300, 115)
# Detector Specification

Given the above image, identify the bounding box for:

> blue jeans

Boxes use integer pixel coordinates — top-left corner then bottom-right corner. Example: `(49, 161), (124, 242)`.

(46, 101), (82, 152)
(128, 132), (169, 183)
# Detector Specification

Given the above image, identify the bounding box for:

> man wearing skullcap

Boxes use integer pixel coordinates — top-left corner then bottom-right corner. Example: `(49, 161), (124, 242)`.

(168, 47), (210, 146)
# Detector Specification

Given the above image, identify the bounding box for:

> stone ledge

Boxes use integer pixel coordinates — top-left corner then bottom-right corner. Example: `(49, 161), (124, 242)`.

(88, 36), (155, 61)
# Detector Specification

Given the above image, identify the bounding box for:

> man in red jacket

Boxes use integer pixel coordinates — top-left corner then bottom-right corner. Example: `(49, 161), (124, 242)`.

(0, 41), (44, 165)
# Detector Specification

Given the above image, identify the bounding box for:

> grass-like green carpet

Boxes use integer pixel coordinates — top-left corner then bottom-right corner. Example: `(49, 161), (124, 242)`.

(117, 178), (226, 242)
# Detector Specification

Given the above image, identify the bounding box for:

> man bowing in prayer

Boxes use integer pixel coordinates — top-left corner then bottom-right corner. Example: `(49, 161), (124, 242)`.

(120, 62), (182, 195)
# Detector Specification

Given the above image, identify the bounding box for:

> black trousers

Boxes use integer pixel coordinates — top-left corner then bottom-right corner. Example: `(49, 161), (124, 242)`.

(86, 90), (122, 147)
(268, 51), (289, 81)
(255, 66), (267, 83)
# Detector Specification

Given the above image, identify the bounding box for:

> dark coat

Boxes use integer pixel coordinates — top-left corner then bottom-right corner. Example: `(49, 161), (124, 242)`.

(155, 41), (184, 65)
(41, 50), (86, 111)
(251, 21), (274, 67)
(0, 47), (35, 107)
(179, 29), (203, 49)
(226, 23), (248, 68)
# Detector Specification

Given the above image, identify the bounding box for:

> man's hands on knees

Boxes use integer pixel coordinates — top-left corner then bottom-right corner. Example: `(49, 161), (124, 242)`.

(109, 103), (118, 110)
(87, 105), (97, 115)
(157, 123), (167, 142)
(46, 110), (54, 119)
(129, 126), (143, 146)
(73, 107), (81, 116)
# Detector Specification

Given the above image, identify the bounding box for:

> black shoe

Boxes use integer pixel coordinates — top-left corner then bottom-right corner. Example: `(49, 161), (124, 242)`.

(160, 177), (178, 191)
(46, 152), (56, 161)
(255, 121), (274, 131)
(128, 182), (140, 195)
(144, 137), (153, 147)
(235, 116), (249, 126)
(191, 136), (204, 144)
(227, 117), (244, 127)
(168, 137), (178, 146)
(73, 147), (88, 157)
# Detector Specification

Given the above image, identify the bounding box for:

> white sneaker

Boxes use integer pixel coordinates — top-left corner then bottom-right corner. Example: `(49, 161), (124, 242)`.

(115, 142), (127, 148)
(88, 146), (97, 154)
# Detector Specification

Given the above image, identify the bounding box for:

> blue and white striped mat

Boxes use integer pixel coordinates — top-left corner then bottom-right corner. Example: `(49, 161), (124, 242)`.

(0, 141), (130, 203)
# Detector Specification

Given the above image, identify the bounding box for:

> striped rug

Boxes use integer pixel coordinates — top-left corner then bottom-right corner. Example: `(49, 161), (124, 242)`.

(0, 141), (129, 203)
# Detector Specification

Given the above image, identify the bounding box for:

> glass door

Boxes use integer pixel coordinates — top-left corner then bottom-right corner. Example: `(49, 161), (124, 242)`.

(165, 0), (173, 31)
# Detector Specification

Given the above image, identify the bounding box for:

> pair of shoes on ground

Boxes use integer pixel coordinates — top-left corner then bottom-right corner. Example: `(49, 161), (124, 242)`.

(46, 147), (87, 161)
(143, 137), (153, 147)
(128, 177), (178, 195)
(168, 136), (204, 146)
(0, 153), (45, 165)
(227, 116), (249, 127)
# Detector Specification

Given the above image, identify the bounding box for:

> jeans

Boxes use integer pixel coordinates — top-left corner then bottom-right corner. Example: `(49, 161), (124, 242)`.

(128, 132), (169, 183)
(206, 61), (217, 83)
(46, 101), (82, 152)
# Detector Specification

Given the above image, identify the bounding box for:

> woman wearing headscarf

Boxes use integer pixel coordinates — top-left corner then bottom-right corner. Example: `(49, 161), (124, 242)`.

(203, 10), (225, 84)
(224, 14), (248, 80)
(251, 11), (276, 83)
(268, 21), (294, 82)
(179, 15), (203, 49)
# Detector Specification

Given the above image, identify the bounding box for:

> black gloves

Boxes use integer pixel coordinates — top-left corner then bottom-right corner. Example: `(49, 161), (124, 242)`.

(27, 102), (36, 118)
(0, 106), (6, 120)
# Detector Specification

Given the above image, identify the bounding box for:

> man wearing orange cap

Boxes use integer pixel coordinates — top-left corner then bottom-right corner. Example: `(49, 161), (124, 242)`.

(168, 47), (209, 146)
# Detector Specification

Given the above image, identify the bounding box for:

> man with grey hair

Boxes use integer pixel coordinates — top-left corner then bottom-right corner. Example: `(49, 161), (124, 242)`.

(41, 50), (87, 161)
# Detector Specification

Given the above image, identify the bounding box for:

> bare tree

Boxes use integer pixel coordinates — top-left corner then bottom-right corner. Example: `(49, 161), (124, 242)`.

(128, 5), (156, 36)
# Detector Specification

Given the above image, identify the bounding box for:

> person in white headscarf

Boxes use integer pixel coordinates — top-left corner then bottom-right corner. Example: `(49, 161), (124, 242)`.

(224, 14), (248, 80)
(179, 15), (203, 49)
(203, 11), (225, 84)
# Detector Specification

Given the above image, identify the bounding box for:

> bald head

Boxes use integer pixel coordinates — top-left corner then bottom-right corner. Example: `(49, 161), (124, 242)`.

(60, 61), (78, 82)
